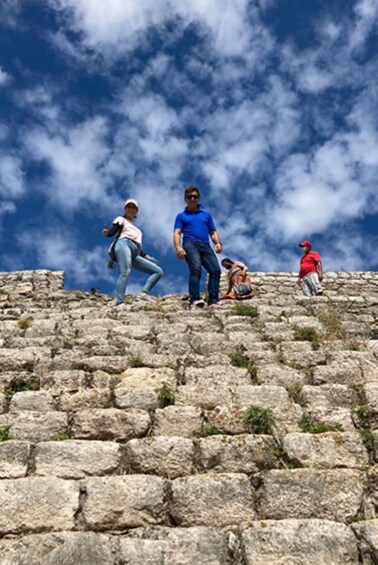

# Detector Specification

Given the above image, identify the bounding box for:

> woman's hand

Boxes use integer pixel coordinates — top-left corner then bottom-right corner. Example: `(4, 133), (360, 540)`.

(102, 225), (109, 237)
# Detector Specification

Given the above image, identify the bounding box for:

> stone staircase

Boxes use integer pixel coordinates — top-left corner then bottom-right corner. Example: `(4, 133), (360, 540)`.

(0, 269), (377, 564)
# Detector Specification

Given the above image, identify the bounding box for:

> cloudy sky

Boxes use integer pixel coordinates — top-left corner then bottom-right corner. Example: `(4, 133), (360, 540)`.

(0, 0), (377, 296)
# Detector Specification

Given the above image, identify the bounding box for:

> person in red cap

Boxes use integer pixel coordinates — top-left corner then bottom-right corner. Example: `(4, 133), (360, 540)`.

(297, 240), (323, 296)
(102, 199), (163, 306)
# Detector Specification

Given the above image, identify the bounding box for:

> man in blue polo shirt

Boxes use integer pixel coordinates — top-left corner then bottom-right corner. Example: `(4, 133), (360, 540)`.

(174, 186), (223, 308)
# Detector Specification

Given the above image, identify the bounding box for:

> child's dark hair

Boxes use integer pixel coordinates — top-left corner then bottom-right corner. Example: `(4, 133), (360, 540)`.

(221, 258), (233, 269)
(184, 185), (201, 198)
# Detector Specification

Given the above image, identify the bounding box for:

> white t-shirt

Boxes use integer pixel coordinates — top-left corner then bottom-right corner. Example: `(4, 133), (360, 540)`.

(113, 216), (142, 245)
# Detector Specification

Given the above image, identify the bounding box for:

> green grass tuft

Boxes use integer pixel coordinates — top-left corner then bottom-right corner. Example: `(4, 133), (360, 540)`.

(243, 405), (274, 434)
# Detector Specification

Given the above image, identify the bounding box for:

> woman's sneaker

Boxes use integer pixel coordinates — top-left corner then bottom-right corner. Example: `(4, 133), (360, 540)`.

(190, 299), (205, 309)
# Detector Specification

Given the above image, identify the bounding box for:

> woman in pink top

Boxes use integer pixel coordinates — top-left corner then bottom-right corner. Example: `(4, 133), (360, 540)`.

(102, 199), (163, 306)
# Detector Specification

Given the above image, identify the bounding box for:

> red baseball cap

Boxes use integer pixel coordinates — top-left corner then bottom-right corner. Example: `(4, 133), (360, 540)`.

(299, 240), (312, 247)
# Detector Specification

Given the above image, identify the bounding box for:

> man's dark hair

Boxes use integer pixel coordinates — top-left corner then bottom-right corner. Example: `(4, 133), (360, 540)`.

(184, 185), (201, 199)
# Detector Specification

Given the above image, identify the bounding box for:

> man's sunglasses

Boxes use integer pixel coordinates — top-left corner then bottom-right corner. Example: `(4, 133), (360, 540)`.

(186, 194), (199, 200)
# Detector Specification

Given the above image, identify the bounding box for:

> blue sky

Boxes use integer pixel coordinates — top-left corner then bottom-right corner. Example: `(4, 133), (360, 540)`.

(0, 0), (377, 297)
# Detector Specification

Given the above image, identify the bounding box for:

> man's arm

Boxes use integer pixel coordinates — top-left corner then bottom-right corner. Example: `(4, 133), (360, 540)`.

(209, 230), (223, 254)
(174, 228), (186, 259)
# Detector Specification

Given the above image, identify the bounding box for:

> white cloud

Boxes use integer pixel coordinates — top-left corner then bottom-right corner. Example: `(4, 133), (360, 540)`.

(0, 67), (10, 86)
(24, 116), (114, 211)
(0, 155), (25, 199)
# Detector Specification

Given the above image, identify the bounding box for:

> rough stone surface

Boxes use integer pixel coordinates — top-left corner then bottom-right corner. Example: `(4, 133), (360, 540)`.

(171, 473), (255, 527)
(260, 469), (364, 522)
(0, 477), (79, 535)
(126, 436), (194, 478)
(283, 432), (369, 468)
(0, 269), (377, 560)
(34, 440), (121, 479)
(83, 476), (167, 529)
(242, 519), (359, 564)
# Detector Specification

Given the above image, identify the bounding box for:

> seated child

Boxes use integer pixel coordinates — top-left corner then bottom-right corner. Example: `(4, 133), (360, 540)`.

(221, 258), (254, 300)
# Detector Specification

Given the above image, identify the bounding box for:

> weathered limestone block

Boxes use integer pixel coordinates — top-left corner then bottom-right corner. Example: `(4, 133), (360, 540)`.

(190, 333), (233, 356)
(25, 320), (57, 338)
(125, 436), (194, 478)
(123, 527), (231, 565)
(90, 369), (118, 388)
(71, 355), (128, 373)
(0, 477), (79, 535)
(71, 408), (150, 441)
(155, 332), (190, 355)
(206, 404), (246, 434)
(242, 519), (358, 565)
(313, 362), (364, 385)
(9, 390), (56, 412)
(257, 363), (307, 387)
(263, 322), (295, 341)
(302, 384), (356, 408)
(83, 476), (167, 530)
(117, 367), (177, 389)
(0, 441), (31, 478)
(175, 384), (233, 409)
(199, 434), (278, 473)
(171, 473), (255, 527)
(153, 406), (203, 437)
(283, 432), (368, 469)
(307, 406), (355, 432)
(183, 352), (232, 368)
(227, 331), (266, 348)
(352, 520), (378, 564)
(0, 347), (50, 371)
(0, 411), (68, 441)
(279, 342), (326, 368)
(115, 387), (159, 410)
(184, 365), (251, 387)
(260, 469), (364, 522)
(289, 316), (323, 331)
(271, 403), (304, 434)
(40, 369), (87, 392)
(0, 532), (117, 565)
(59, 389), (112, 411)
(114, 323), (155, 341)
(234, 385), (289, 406)
(34, 440), (121, 479)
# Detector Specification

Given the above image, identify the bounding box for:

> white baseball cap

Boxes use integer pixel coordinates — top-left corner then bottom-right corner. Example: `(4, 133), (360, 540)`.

(124, 198), (139, 209)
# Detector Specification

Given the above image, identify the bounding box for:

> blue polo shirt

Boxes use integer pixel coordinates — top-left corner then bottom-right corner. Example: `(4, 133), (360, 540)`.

(174, 204), (217, 245)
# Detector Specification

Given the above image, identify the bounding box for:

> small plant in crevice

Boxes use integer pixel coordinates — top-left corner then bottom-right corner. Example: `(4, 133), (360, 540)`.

(17, 317), (33, 330)
(286, 384), (308, 407)
(299, 415), (342, 434)
(4, 376), (40, 399)
(0, 425), (13, 441)
(128, 354), (144, 368)
(229, 351), (258, 381)
(243, 405), (275, 435)
(231, 304), (259, 318)
(284, 359), (302, 371)
(293, 326), (320, 350)
(354, 405), (376, 456)
(199, 425), (222, 437)
(55, 432), (70, 441)
(157, 382), (175, 408)
(317, 309), (346, 340)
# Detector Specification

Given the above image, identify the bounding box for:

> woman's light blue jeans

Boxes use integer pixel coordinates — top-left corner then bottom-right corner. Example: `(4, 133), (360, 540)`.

(114, 238), (163, 304)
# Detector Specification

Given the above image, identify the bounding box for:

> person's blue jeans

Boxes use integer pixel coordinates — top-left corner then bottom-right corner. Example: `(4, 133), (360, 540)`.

(114, 238), (163, 304)
(183, 241), (221, 305)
